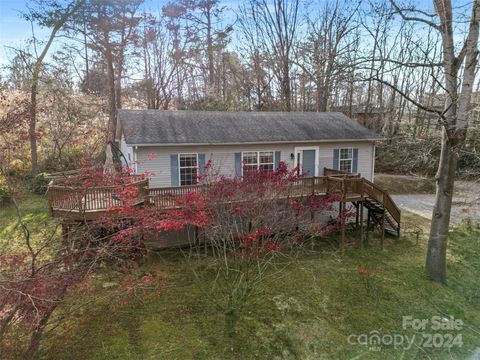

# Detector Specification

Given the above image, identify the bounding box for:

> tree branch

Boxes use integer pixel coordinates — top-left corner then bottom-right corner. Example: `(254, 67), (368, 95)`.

(389, 0), (441, 30)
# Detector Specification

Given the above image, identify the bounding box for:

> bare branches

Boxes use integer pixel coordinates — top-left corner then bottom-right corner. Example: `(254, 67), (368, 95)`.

(371, 76), (446, 120)
(389, 0), (440, 30)
(240, 0), (300, 111)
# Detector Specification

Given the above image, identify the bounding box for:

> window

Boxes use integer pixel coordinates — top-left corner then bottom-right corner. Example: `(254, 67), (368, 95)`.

(259, 151), (274, 171)
(242, 151), (258, 173)
(179, 153), (198, 185)
(339, 148), (353, 172)
(242, 151), (274, 173)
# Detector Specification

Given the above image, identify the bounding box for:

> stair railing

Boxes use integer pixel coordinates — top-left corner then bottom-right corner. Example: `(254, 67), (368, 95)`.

(362, 178), (401, 226)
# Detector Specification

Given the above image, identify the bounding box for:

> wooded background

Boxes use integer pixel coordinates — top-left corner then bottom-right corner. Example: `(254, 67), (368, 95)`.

(0, 0), (479, 177)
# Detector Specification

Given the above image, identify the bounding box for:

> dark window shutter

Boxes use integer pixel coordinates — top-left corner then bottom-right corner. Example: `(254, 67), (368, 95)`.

(197, 153), (206, 183)
(198, 153), (206, 171)
(333, 149), (339, 170)
(352, 148), (358, 173)
(170, 154), (179, 186)
(274, 151), (281, 170)
(234, 152), (242, 177)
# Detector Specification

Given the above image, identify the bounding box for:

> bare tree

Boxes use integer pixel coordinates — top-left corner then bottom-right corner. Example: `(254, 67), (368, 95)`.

(161, 0), (230, 103)
(382, 0), (480, 282)
(300, 0), (359, 112)
(239, 0), (300, 112)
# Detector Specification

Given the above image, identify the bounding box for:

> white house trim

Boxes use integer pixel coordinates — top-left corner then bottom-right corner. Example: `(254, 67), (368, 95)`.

(294, 146), (320, 176)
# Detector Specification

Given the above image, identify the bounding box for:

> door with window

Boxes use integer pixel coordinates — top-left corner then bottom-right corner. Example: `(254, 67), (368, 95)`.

(295, 147), (317, 176)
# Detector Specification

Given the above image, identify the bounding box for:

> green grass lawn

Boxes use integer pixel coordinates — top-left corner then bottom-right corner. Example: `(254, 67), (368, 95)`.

(1, 194), (479, 359)
(374, 174), (436, 194)
(0, 194), (55, 253)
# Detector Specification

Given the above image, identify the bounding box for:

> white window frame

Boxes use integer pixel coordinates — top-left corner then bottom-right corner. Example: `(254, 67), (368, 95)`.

(241, 151), (275, 175)
(178, 153), (199, 186)
(338, 147), (353, 173)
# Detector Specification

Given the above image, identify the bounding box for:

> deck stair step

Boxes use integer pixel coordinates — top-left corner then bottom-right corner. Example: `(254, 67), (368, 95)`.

(363, 198), (400, 237)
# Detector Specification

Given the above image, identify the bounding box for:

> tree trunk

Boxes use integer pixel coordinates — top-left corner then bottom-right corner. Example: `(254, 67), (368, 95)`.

(283, 61), (291, 112)
(425, 130), (457, 282)
(29, 93), (38, 175)
(206, 6), (215, 95)
(27, 0), (84, 174)
(425, 0), (479, 282)
(104, 40), (117, 142)
(24, 312), (51, 358)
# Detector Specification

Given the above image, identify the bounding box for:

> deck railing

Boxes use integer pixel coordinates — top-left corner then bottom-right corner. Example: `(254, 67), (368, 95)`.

(324, 167), (360, 178)
(147, 184), (203, 209)
(47, 175), (400, 227)
(147, 176), (400, 226)
(362, 179), (401, 224)
(47, 179), (149, 213)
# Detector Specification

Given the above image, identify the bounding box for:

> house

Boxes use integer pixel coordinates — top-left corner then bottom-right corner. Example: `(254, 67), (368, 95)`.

(117, 110), (382, 187)
(47, 110), (399, 248)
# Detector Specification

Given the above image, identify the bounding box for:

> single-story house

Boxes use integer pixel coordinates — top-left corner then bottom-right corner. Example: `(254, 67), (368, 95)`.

(116, 110), (382, 187)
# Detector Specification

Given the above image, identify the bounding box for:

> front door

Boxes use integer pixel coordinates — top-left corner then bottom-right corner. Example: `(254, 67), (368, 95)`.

(295, 148), (316, 176)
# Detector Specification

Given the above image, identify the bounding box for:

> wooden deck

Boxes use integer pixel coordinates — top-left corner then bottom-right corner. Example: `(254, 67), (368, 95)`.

(47, 174), (401, 237)
(47, 179), (149, 220)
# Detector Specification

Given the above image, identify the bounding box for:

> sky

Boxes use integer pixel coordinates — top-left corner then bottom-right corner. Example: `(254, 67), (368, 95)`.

(0, 0), (47, 64)
(0, 0), (241, 68)
(0, 0), (472, 70)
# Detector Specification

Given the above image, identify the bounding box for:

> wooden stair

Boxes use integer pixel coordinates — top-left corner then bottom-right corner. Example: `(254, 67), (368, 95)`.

(363, 198), (400, 237)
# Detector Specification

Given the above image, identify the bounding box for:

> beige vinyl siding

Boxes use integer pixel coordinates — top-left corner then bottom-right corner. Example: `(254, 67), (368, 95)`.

(135, 141), (375, 187)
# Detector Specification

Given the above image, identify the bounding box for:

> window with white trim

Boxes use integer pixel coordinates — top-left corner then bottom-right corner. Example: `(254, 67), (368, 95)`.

(179, 153), (198, 185)
(339, 148), (353, 172)
(242, 151), (274, 173)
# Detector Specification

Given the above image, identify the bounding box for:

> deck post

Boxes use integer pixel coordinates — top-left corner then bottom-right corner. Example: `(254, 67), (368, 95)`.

(365, 209), (370, 247)
(341, 179), (346, 248)
(381, 210), (385, 249)
(355, 202), (359, 227)
(340, 200), (346, 248)
(359, 202), (364, 249)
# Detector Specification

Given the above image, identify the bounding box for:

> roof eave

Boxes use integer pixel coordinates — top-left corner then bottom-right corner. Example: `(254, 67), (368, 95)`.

(125, 138), (383, 147)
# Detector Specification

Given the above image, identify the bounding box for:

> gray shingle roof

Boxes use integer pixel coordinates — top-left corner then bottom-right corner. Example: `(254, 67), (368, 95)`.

(119, 110), (382, 145)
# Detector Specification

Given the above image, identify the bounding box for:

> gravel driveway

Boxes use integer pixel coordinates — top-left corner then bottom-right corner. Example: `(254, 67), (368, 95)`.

(391, 181), (480, 225)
